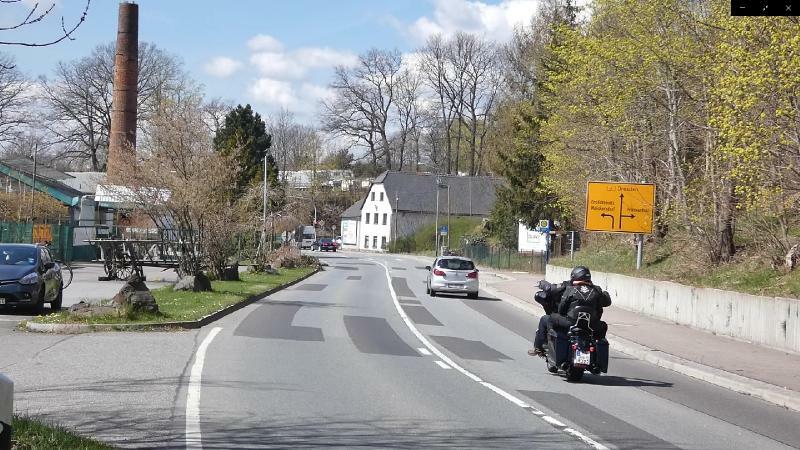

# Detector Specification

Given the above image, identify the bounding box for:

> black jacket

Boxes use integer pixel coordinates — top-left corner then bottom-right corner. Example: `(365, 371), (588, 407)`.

(557, 283), (612, 319)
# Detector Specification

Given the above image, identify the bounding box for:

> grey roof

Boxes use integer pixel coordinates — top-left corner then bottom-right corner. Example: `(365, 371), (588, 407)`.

(340, 200), (362, 219)
(373, 171), (501, 216)
(62, 172), (106, 194)
(1, 158), (84, 199)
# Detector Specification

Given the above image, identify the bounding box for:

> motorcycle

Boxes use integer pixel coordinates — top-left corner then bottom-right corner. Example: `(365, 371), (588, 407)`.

(535, 283), (609, 382)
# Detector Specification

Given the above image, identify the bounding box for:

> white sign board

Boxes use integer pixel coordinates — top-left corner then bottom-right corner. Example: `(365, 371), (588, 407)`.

(518, 222), (547, 253)
(341, 219), (358, 245)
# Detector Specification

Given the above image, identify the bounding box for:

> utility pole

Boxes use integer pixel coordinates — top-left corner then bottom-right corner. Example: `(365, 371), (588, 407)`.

(263, 151), (269, 250)
(435, 176), (441, 256)
(30, 145), (38, 231)
(394, 192), (399, 243)
(447, 183), (451, 249)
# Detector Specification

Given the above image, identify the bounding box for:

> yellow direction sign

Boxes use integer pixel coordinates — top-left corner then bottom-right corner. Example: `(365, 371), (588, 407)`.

(585, 182), (655, 234)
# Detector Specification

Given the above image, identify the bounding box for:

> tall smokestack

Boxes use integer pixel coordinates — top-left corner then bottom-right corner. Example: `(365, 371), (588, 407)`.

(106, 2), (139, 183)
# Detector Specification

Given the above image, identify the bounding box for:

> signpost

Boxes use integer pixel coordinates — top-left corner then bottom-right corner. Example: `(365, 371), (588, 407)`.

(585, 182), (656, 270)
(439, 225), (448, 236)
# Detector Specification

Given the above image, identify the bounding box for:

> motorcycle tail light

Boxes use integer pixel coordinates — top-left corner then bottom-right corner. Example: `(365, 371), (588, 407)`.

(433, 269), (446, 277)
(571, 344), (577, 350)
(589, 347), (595, 352)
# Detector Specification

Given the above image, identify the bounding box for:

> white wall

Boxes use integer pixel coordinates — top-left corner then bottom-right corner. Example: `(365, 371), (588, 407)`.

(547, 265), (800, 354)
(359, 184), (393, 251)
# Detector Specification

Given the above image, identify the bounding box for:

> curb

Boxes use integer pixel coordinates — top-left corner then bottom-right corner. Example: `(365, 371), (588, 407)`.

(23, 267), (322, 334)
(481, 282), (800, 413)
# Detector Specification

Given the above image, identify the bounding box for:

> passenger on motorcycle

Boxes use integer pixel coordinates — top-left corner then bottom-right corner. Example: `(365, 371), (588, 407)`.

(529, 266), (611, 357)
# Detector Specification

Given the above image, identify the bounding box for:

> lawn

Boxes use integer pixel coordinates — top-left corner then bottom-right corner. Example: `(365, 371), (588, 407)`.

(32, 267), (316, 325)
(549, 240), (800, 299)
(11, 416), (113, 450)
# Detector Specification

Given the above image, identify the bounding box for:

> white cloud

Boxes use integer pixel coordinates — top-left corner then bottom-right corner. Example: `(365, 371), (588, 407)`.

(248, 78), (296, 108)
(247, 34), (284, 52)
(250, 52), (307, 79)
(298, 83), (335, 105)
(294, 48), (359, 69)
(405, 0), (539, 43)
(203, 56), (243, 78)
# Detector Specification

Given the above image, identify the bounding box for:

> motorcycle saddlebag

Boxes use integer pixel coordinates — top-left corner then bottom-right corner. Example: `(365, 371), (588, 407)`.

(548, 328), (570, 365)
(595, 339), (609, 373)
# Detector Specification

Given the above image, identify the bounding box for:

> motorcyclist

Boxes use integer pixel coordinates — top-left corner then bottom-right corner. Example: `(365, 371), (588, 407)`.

(551, 266), (611, 341)
(528, 279), (568, 357)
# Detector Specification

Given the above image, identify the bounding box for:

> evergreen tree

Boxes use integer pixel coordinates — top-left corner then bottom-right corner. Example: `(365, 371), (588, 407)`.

(213, 104), (272, 197)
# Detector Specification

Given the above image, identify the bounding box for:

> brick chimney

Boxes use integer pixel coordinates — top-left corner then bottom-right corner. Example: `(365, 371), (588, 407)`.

(106, 2), (139, 183)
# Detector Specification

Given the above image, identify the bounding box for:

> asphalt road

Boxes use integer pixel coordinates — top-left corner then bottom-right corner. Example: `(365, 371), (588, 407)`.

(1, 251), (799, 449)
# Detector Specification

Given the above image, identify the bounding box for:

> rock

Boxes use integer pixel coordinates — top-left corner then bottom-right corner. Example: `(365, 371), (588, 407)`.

(175, 276), (195, 291)
(67, 301), (117, 318)
(222, 264), (240, 281)
(193, 272), (212, 292)
(264, 264), (278, 275)
(112, 274), (159, 313)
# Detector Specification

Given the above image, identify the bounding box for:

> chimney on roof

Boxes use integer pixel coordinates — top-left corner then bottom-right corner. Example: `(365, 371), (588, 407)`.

(106, 2), (139, 183)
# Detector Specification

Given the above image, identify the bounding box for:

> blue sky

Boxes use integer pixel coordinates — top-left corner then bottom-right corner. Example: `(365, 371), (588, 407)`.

(1, 0), (540, 122)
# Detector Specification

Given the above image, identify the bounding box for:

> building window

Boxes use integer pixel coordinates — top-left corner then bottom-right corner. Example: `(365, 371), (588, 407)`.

(381, 236), (387, 249)
(371, 192), (375, 201)
(365, 236), (369, 248)
(365, 213), (370, 224)
(380, 192), (384, 201)
(373, 236), (378, 248)
(382, 213), (387, 225)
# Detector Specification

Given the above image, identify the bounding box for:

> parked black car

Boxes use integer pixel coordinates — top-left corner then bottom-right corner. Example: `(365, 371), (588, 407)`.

(0, 244), (63, 313)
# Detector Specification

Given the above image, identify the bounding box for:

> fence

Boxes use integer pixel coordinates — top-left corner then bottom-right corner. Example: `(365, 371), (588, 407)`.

(461, 232), (583, 273)
(0, 221), (74, 263)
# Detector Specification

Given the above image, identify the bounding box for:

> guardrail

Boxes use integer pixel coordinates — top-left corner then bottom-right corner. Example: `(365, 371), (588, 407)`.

(0, 373), (12, 450)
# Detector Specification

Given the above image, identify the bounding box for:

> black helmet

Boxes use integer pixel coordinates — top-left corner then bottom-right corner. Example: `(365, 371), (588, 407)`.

(570, 266), (591, 282)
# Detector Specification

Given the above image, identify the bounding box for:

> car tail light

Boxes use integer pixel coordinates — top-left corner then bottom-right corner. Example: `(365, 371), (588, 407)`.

(433, 269), (446, 277)
(589, 346), (595, 353)
(467, 270), (478, 279)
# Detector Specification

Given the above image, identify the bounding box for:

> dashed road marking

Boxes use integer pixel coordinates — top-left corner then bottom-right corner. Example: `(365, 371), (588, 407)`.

(373, 259), (608, 450)
(435, 360), (452, 369)
(418, 347), (432, 356)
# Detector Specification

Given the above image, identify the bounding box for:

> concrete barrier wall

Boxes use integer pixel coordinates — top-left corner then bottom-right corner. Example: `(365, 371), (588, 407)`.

(0, 373), (12, 450)
(546, 265), (800, 354)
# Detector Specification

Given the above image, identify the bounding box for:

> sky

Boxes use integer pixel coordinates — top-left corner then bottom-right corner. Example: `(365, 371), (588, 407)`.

(1, 0), (542, 123)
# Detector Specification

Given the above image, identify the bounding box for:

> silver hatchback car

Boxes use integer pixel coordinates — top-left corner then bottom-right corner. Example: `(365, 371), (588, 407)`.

(425, 256), (479, 298)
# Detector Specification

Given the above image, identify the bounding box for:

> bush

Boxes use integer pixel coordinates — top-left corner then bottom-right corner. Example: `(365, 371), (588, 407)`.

(251, 246), (319, 272)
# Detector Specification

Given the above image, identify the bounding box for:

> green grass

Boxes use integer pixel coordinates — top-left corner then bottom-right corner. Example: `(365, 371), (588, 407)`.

(550, 239), (800, 298)
(389, 217), (482, 253)
(33, 267), (315, 325)
(11, 416), (113, 450)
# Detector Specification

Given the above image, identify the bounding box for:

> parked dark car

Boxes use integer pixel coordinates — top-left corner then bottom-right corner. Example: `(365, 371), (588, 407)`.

(313, 238), (337, 252)
(0, 244), (63, 313)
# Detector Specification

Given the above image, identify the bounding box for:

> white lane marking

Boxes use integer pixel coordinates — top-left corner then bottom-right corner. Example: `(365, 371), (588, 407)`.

(435, 360), (452, 369)
(373, 259), (609, 450)
(543, 416), (566, 427)
(418, 347), (432, 356)
(186, 326), (222, 450)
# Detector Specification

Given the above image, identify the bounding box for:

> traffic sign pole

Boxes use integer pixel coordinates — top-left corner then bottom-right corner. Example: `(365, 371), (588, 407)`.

(636, 234), (644, 270)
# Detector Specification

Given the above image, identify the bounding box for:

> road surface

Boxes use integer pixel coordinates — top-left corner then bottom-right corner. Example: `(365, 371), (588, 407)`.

(1, 251), (799, 449)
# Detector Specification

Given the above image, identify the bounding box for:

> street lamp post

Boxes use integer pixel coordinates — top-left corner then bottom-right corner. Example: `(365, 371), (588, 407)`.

(434, 177), (440, 256)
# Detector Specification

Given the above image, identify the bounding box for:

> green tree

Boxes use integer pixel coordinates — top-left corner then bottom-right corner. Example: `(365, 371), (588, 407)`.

(213, 104), (272, 197)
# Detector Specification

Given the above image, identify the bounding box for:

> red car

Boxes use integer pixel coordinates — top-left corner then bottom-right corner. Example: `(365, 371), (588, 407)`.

(314, 238), (337, 252)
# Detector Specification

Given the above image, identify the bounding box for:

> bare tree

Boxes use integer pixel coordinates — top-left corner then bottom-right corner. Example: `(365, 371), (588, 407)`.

(40, 42), (188, 170)
(323, 49), (402, 172)
(0, 0), (90, 50)
(202, 97), (233, 137)
(267, 109), (323, 175)
(0, 53), (27, 146)
(394, 66), (423, 171)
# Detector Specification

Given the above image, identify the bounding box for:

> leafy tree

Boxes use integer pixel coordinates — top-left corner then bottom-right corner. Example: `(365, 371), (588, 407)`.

(213, 104), (272, 197)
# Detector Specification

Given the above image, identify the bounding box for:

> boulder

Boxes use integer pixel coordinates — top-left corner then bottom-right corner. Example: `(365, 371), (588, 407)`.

(175, 276), (195, 291)
(112, 273), (159, 313)
(67, 301), (117, 318)
(193, 272), (212, 292)
(222, 264), (240, 281)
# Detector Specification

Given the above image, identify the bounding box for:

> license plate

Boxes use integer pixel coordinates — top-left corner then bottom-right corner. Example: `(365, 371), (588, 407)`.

(574, 350), (591, 365)
(447, 284), (460, 289)
(0, 298), (5, 305)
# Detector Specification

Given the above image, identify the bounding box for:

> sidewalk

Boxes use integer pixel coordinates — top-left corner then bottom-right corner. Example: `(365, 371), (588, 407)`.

(476, 266), (800, 412)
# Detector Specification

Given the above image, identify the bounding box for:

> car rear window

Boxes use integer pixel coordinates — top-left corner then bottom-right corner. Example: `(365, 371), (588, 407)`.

(437, 259), (475, 270)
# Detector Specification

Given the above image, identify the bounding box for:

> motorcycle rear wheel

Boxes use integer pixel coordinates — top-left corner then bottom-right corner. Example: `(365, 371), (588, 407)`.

(566, 366), (584, 382)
